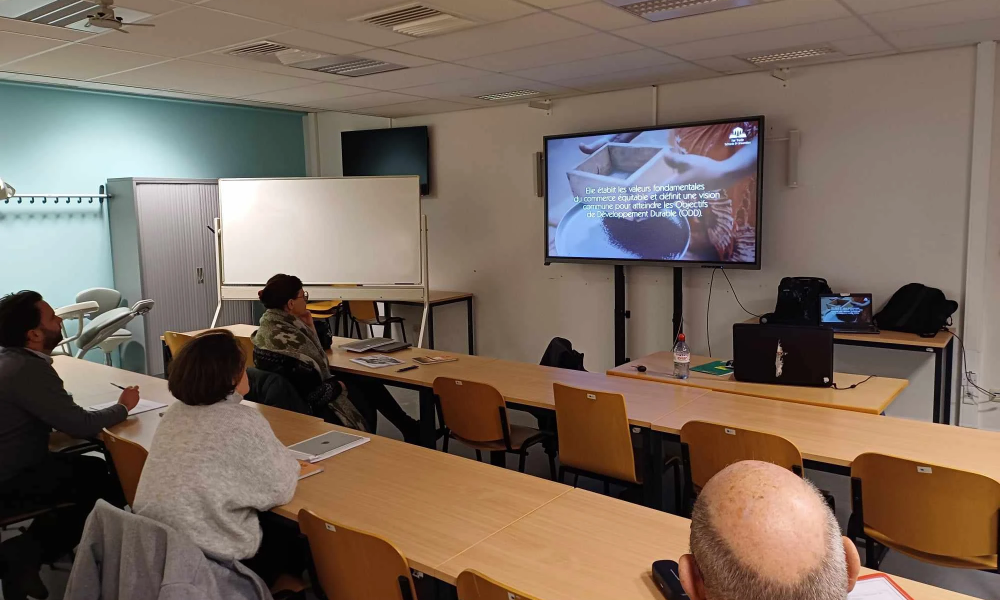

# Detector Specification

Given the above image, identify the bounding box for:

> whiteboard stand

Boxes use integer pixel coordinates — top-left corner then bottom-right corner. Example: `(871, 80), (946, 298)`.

(210, 215), (433, 349)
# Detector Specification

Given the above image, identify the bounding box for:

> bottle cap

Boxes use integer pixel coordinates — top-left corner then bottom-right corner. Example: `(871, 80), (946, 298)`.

(677, 333), (686, 342)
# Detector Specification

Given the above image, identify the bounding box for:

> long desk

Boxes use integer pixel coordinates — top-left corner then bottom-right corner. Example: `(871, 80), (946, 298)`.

(609, 352), (907, 415)
(53, 357), (982, 600)
(385, 290), (476, 354)
(743, 319), (956, 424)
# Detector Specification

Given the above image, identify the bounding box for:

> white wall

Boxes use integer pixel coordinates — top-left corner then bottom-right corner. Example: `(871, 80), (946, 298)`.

(982, 45), (1000, 429)
(320, 47), (994, 426)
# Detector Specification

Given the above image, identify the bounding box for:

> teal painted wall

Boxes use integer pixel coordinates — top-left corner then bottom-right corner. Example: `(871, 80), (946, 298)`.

(0, 81), (306, 309)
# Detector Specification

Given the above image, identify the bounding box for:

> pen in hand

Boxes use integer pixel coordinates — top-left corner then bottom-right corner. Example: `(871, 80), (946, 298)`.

(111, 383), (127, 390)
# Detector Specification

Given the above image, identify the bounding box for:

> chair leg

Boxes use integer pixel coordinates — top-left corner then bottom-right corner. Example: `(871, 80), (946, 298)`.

(548, 453), (557, 481)
(573, 473), (579, 487)
(475, 450), (482, 462)
(369, 324), (375, 339)
(104, 352), (113, 366)
(864, 537), (877, 569)
(558, 466), (565, 484)
(442, 434), (449, 453)
(518, 452), (527, 473)
(603, 481), (611, 495)
(400, 321), (407, 343)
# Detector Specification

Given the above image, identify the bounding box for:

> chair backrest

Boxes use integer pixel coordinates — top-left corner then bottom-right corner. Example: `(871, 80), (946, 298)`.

(433, 378), (506, 443)
(348, 301), (378, 322)
(552, 383), (637, 483)
(457, 570), (541, 600)
(852, 453), (1000, 558)
(680, 421), (804, 490)
(76, 287), (122, 317)
(101, 430), (149, 506)
(163, 331), (193, 362)
(299, 509), (417, 600)
(236, 335), (255, 370)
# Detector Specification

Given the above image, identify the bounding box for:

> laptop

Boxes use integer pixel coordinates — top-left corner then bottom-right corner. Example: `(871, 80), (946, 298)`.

(732, 323), (834, 387)
(340, 337), (397, 353)
(818, 293), (879, 333)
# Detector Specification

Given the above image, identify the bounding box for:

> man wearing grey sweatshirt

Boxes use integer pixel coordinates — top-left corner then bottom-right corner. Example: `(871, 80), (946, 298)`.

(0, 290), (140, 600)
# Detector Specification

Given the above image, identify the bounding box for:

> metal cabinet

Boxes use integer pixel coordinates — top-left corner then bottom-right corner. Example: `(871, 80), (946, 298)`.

(108, 178), (251, 375)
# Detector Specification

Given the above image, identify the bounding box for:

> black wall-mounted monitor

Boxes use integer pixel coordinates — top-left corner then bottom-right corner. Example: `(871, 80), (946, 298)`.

(544, 116), (764, 269)
(342, 126), (430, 196)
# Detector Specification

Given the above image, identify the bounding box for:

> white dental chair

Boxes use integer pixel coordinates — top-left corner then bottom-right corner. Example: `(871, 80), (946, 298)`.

(54, 301), (101, 356)
(75, 299), (155, 365)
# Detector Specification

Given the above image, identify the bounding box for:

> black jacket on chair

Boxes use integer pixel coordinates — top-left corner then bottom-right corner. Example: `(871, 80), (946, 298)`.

(245, 368), (312, 416)
(540, 337), (586, 371)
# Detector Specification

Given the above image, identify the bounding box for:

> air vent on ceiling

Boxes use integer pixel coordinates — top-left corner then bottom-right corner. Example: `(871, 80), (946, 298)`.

(603, 0), (775, 22)
(742, 46), (838, 66)
(224, 42), (406, 77)
(353, 3), (476, 37)
(475, 90), (541, 101)
(0, 0), (151, 32)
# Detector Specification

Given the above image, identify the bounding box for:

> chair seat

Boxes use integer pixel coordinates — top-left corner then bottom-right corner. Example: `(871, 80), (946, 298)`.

(270, 573), (308, 596)
(307, 300), (341, 312)
(98, 330), (132, 353)
(865, 528), (999, 570)
(452, 424), (546, 452)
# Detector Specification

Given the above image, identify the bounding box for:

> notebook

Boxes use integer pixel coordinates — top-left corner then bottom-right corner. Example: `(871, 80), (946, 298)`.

(349, 355), (405, 369)
(848, 574), (913, 600)
(288, 430), (370, 463)
(297, 460), (325, 480)
(412, 355), (459, 365)
(87, 398), (167, 416)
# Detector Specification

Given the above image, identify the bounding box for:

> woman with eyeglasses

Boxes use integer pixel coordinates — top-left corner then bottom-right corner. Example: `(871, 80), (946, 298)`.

(252, 274), (420, 442)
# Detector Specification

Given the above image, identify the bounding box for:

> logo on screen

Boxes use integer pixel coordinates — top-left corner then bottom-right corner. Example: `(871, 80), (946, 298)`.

(726, 126), (750, 147)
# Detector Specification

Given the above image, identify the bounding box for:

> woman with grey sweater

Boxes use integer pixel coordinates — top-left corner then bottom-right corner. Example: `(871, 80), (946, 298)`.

(132, 330), (301, 585)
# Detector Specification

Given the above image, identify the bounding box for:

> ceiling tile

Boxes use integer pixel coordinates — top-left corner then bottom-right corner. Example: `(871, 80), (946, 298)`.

(862, 0), (1000, 33)
(312, 91), (426, 111)
(389, 13), (594, 61)
(112, 0), (189, 15)
(517, 0), (589, 7)
(0, 17), (93, 41)
(356, 98), (474, 118)
(186, 50), (347, 82)
(510, 48), (680, 82)
(617, 0), (850, 47)
(841, 0), (949, 14)
(458, 32), (642, 72)
(353, 48), (437, 68)
(692, 56), (759, 74)
(343, 62), (489, 90)
(200, 0), (429, 46)
(553, 2), (648, 30)
(395, 73), (567, 99)
(0, 31), (68, 66)
(5, 45), (166, 80)
(268, 30), (372, 55)
(426, 0), (539, 21)
(81, 5), (290, 57)
(662, 17), (871, 60)
(883, 15), (1000, 49)
(240, 81), (372, 104)
(829, 35), (895, 55)
(95, 59), (316, 97)
(556, 62), (717, 92)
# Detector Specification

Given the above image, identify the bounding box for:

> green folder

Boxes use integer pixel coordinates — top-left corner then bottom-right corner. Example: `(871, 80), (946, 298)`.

(691, 360), (734, 377)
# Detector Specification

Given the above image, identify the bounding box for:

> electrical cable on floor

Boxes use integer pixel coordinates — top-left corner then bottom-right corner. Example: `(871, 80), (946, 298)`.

(949, 330), (997, 407)
(706, 268), (717, 357)
(720, 267), (762, 319)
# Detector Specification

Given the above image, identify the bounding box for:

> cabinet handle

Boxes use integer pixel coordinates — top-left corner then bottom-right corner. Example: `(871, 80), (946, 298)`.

(197, 267), (204, 284)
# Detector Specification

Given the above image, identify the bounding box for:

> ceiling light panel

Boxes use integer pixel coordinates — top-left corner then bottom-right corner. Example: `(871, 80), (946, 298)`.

(475, 89), (541, 101)
(743, 46), (836, 65)
(603, 0), (773, 22)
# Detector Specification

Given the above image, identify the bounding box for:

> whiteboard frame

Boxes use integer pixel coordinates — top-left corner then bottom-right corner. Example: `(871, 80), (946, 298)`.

(210, 177), (430, 347)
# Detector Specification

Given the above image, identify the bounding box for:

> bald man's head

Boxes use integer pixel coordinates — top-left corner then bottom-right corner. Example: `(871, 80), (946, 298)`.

(679, 461), (860, 600)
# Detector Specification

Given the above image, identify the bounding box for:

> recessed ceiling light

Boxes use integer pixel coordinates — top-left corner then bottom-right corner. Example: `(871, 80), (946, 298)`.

(604, 0), (773, 22)
(475, 90), (541, 101)
(353, 3), (476, 37)
(744, 47), (836, 65)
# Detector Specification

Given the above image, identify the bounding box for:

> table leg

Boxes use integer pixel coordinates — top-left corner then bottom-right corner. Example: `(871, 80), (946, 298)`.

(489, 451), (506, 468)
(933, 348), (944, 424)
(428, 306), (436, 350)
(161, 340), (170, 376)
(418, 388), (437, 449)
(944, 339), (954, 425)
(643, 428), (664, 511)
(466, 297), (475, 355)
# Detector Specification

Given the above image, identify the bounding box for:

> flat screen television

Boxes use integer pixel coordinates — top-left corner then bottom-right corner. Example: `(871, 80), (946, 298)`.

(342, 126), (430, 195)
(544, 116), (764, 269)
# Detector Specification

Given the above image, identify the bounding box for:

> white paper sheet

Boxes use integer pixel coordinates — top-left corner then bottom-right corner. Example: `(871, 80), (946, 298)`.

(849, 576), (909, 600)
(87, 399), (167, 416)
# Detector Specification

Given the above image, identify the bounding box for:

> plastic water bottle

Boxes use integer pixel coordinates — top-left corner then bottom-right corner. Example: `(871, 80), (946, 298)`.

(673, 333), (690, 379)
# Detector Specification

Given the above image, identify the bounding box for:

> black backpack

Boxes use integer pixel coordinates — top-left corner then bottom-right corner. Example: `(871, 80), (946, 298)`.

(760, 277), (833, 326)
(874, 283), (957, 336)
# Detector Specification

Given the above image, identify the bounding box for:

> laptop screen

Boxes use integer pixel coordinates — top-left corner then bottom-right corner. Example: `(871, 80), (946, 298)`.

(819, 294), (873, 327)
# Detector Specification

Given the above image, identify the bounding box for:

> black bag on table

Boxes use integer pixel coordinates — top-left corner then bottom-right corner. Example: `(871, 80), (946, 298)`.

(759, 277), (833, 326)
(874, 283), (957, 337)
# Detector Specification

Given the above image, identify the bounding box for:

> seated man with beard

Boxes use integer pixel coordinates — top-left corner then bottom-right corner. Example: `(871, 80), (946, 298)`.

(0, 290), (139, 600)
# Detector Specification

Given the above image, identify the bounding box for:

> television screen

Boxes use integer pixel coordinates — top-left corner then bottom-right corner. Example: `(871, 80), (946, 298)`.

(342, 126), (430, 195)
(545, 116), (764, 268)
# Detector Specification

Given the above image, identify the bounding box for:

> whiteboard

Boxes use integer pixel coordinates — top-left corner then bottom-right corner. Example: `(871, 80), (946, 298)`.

(219, 177), (422, 286)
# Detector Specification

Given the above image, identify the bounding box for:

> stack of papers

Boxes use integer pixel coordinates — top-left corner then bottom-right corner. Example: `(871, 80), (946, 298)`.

(848, 574), (913, 600)
(87, 399), (167, 416)
(349, 354), (404, 369)
(288, 430), (370, 463)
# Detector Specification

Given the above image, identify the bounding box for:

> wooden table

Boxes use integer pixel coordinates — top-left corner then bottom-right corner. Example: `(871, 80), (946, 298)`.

(609, 352), (907, 415)
(385, 290), (476, 355)
(743, 319), (956, 424)
(438, 488), (977, 600)
(652, 390), (1000, 480)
